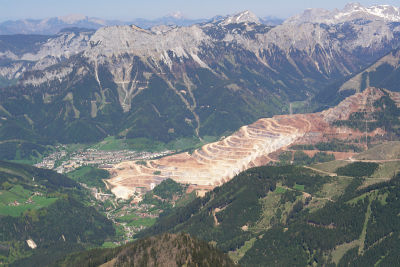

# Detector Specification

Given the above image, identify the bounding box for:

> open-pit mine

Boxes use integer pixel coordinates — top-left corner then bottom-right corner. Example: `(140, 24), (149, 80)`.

(105, 88), (400, 199)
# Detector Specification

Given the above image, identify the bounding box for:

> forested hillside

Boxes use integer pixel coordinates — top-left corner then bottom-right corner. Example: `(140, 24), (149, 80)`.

(0, 161), (115, 266)
(135, 163), (400, 266)
(57, 233), (236, 267)
(2, 5), (400, 162)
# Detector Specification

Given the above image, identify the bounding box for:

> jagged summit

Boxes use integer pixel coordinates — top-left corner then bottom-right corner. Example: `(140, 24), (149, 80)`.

(166, 11), (185, 19)
(220, 10), (260, 25)
(1, 4), (400, 153)
(287, 3), (400, 24)
(57, 14), (91, 24)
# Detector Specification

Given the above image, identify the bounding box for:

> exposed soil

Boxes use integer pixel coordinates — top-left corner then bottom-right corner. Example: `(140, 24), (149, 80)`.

(105, 88), (400, 199)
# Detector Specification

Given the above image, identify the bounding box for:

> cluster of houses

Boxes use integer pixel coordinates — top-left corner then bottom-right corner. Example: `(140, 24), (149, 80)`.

(34, 146), (173, 174)
(34, 148), (67, 169)
(8, 192), (43, 207)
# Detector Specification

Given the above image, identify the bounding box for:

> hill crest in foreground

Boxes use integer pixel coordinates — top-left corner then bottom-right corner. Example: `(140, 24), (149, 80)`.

(57, 233), (236, 267)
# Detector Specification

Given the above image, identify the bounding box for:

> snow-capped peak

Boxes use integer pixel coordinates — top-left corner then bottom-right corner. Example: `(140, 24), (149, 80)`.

(168, 11), (185, 19)
(220, 10), (260, 25)
(286, 3), (400, 25)
(58, 14), (88, 24)
(362, 4), (400, 21)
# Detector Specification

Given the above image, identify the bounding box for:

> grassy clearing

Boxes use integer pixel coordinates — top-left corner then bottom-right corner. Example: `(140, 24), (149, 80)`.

(167, 137), (202, 151)
(67, 166), (109, 189)
(254, 186), (304, 231)
(306, 198), (331, 213)
(293, 184), (305, 191)
(9, 185), (31, 198)
(0, 167), (29, 180)
(126, 217), (157, 227)
(358, 196), (373, 255)
(87, 134), (219, 155)
(114, 224), (125, 239)
(361, 178), (390, 188)
(316, 176), (351, 201)
(355, 141), (400, 160)
(115, 213), (139, 223)
(166, 136), (218, 152)
(64, 143), (89, 153)
(371, 161), (400, 179)
(274, 186), (286, 194)
(311, 160), (349, 173)
(10, 159), (40, 165)
(357, 161), (400, 188)
(377, 192), (389, 205)
(332, 192), (378, 262)
(0, 195), (57, 217)
(101, 242), (118, 248)
(347, 192), (371, 205)
(91, 136), (127, 151)
(0, 185), (31, 203)
(254, 191), (282, 231)
(100, 135), (219, 153)
(228, 237), (257, 263)
(0, 185), (57, 217)
(175, 191), (197, 208)
(331, 240), (359, 264)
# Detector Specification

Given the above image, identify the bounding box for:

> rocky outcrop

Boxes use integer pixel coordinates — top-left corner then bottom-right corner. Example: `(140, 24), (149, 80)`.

(2, 4), (400, 96)
(1, 5), (400, 149)
(105, 88), (400, 199)
(105, 114), (311, 199)
(286, 3), (400, 25)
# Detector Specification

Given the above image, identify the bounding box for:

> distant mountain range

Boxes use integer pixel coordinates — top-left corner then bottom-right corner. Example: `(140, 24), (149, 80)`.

(286, 3), (400, 24)
(1, 4), (400, 160)
(0, 12), (283, 35)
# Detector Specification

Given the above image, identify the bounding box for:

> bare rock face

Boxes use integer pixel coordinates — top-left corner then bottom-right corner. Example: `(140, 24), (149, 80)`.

(219, 10), (260, 25)
(1, 5), (400, 146)
(105, 87), (400, 199)
(321, 87), (386, 123)
(286, 3), (400, 25)
(2, 5), (400, 96)
(106, 114), (310, 199)
(2, 5), (399, 83)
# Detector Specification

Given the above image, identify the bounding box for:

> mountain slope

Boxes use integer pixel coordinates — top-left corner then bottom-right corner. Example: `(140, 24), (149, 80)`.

(0, 15), (117, 35)
(1, 4), (400, 151)
(57, 233), (236, 267)
(105, 87), (400, 199)
(0, 14), (209, 35)
(340, 48), (400, 93)
(136, 163), (400, 266)
(0, 161), (115, 266)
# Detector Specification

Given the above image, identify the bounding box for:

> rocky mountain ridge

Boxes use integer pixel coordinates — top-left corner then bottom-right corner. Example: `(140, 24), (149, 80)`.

(0, 14), (209, 35)
(1, 4), (400, 149)
(287, 3), (400, 25)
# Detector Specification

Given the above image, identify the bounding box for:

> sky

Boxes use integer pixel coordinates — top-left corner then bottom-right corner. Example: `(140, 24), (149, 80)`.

(0, 0), (399, 21)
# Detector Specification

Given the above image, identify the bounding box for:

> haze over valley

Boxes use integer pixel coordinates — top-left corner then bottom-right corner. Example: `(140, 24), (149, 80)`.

(2, 2), (400, 266)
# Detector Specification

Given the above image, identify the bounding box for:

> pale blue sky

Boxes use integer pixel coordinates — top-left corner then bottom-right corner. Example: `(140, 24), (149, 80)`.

(0, 0), (399, 21)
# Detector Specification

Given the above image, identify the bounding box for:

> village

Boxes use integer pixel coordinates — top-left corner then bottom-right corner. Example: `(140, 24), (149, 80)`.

(31, 146), (174, 244)
(34, 146), (173, 174)
(82, 182), (161, 244)
(8, 192), (43, 207)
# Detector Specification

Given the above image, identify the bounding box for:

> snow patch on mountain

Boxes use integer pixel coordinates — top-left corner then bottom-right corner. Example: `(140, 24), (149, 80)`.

(58, 14), (89, 24)
(220, 11), (260, 25)
(287, 3), (400, 25)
